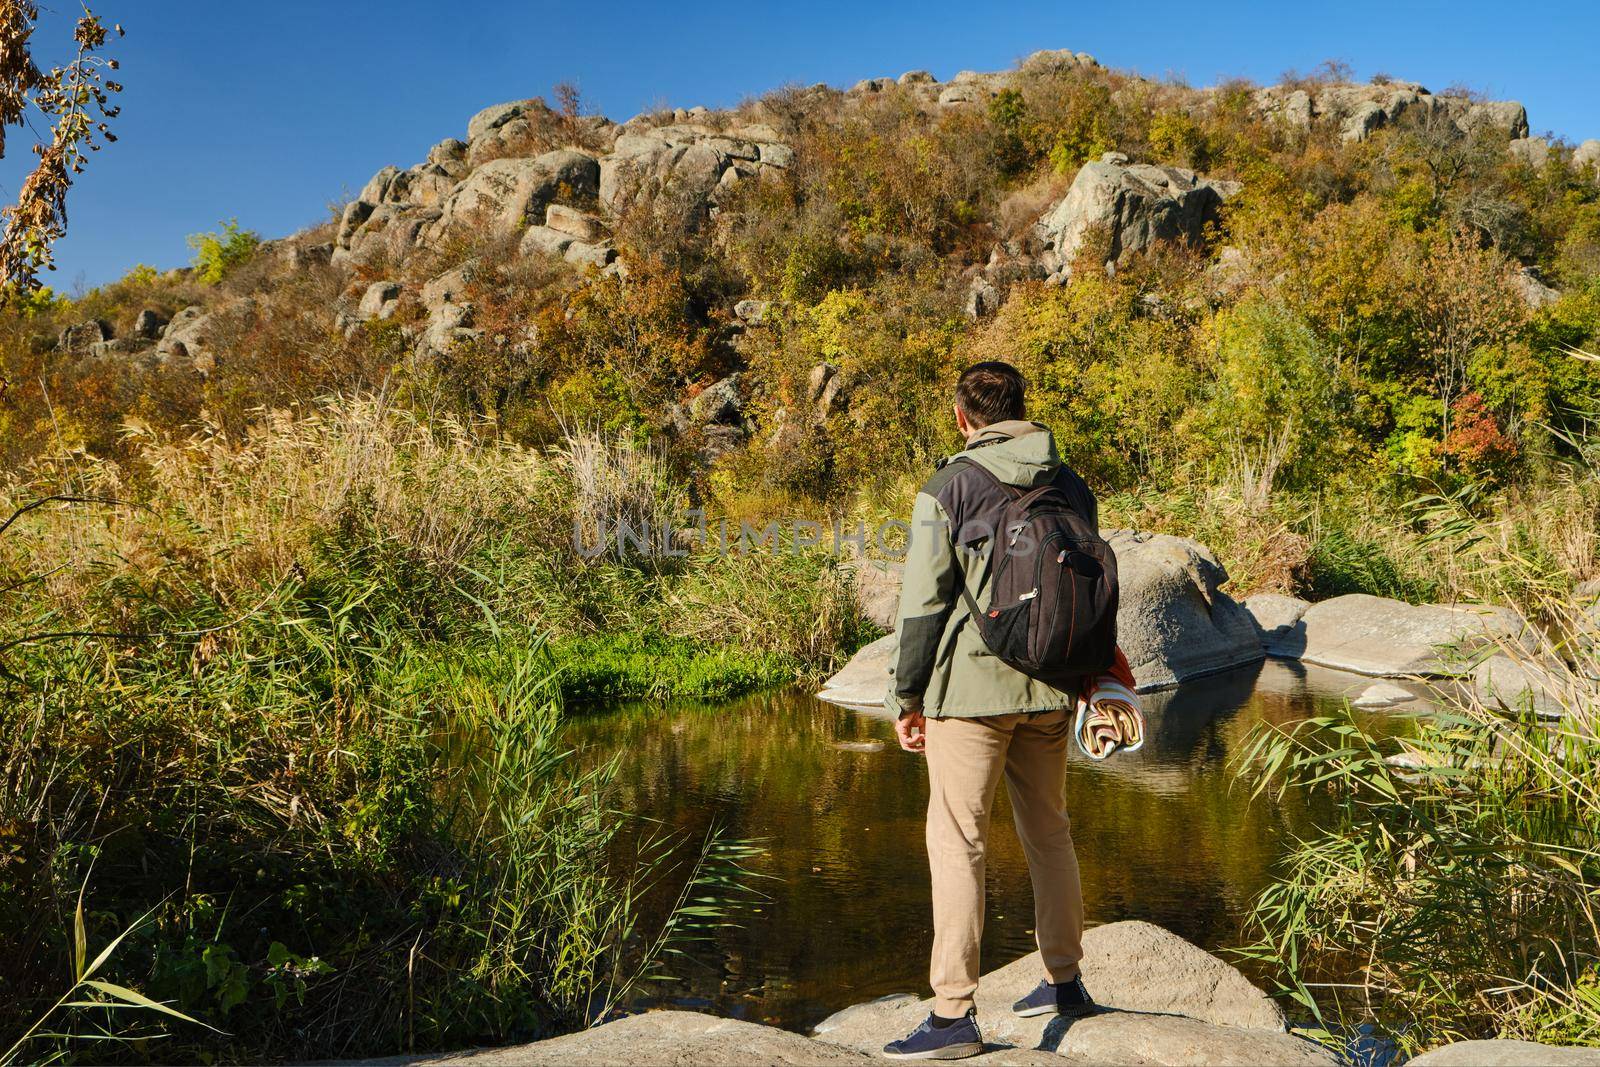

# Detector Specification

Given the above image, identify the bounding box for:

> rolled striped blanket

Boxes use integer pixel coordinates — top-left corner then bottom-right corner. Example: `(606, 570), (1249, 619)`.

(1074, 675), (1145, 761)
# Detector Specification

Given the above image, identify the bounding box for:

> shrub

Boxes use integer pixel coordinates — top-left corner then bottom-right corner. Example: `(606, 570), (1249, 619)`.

(187, 219), (261, 284)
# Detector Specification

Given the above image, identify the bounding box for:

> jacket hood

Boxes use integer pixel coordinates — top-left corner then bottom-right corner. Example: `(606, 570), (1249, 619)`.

(946, 420), (1062, 487)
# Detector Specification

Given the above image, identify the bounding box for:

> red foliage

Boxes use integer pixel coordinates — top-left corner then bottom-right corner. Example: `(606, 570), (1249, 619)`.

(1442, 392), (1518, 474)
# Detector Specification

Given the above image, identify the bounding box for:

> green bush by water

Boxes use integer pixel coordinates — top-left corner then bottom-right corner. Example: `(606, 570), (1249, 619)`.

(1237, 479), (1600, 1054)
(551, 632), (800, 705)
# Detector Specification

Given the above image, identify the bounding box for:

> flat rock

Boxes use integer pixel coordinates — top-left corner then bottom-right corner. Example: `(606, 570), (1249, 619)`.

(359, 1010), (873, 1065)
(815, 633), (894, 710)
(1282, 595), (1529, 677)
(1408, 1038), (1600, 1065)
(1473, 653), (1566, 717)
(1351, 681), (1420, 708)
(1051, 1012), (1335, 1066)
(815, 922), (1289, 1060)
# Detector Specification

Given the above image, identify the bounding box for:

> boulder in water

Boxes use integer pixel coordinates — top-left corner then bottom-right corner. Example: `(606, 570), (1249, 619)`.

(1108, 531), (1264, 690)
(1351, 681), (1420, 708)
(1284, 594), (1529, 677)
(818, 531), (1264, 705)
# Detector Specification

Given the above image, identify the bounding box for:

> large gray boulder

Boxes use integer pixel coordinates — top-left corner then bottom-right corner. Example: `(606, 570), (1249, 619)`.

(1512, 267), (1560, 308)
(544, 203), (605, 241)
(1242, 593), (1310, 657)
(1509, 136), (1552, 168)
(597, 122), (791, 221)
(1021, 49), (1098, 73)
(421, 260), (478, 310)
(815, 922), (1332, 1065)
(1108, 531), (1264, 690)
(1408, 1039), (1600, 1066)
(58, 318), (112, 352)
(1281, 594), (1530, 677)
(815, 633), (895, 710)
(357, 280), (401, 321)
(433, 150), (599, 240)
(817, 531), (1263, 706)
(155, 305), (218, 370)
(1459, 100), (1530, 139)
(131, 308), (167, 340)
(1577, 139), (1600, 170)
(466, 99), (531, 142)
(332, 201), (442, 267)
(1035, 157), (1240, 279)
(1473, 653), (1566, 717)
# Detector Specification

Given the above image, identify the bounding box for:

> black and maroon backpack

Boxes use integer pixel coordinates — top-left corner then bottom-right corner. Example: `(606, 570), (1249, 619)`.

(955, 460), (1118, 687)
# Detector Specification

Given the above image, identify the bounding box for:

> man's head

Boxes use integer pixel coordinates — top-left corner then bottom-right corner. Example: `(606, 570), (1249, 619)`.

(954, 361), (1026, 440)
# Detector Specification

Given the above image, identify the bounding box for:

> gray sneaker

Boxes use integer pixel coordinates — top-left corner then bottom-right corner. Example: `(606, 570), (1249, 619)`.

(882, 1008), (983, 1060)
(1011, 975), (1095, 1018)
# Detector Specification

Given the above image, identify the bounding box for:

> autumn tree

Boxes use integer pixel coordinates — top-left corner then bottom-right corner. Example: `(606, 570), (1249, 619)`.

(1410, 227), (1528, 438)
(0, 1), (123, 299)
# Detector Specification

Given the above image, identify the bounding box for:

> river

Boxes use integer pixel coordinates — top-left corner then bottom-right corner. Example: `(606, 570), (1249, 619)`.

(564, 658), (1413, 1032)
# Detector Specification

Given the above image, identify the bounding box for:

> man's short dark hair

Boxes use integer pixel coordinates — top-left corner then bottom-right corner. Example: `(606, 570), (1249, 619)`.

(955, 362), (1026, 427)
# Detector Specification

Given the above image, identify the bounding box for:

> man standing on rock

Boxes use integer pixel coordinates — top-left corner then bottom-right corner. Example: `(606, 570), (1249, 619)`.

(883, 361), (1101, 1060)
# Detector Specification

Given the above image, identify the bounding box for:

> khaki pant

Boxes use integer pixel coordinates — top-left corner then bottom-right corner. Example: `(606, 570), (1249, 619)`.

(924, 707), (1084, 1018)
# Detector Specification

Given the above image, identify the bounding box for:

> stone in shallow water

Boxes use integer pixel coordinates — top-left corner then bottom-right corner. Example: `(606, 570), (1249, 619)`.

(815, 633), (894, 711)
(1351, 681), (1419, 708)
(1473, 653), (1566, 718)
(1408, 1038), (1600, 1066)
(1242, 593), (1310, 656)
(1287, 594), (1529, 677)
(1091, 532), (1265, 690)
(819, 531), (1267, 704)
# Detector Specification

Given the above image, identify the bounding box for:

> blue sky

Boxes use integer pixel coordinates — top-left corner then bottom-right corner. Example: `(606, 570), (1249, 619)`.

(8, 0), (1598, 291)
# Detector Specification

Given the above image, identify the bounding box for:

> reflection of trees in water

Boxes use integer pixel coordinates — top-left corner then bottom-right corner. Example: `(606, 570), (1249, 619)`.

(561, 668), (1405, 1029)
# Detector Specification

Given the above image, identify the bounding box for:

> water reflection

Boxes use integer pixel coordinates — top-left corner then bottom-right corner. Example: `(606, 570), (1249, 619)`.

(565, 660), (1401, 1030)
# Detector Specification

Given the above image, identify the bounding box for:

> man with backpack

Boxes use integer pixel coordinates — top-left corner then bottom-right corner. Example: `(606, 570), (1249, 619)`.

(882, 361), (1117, 1060)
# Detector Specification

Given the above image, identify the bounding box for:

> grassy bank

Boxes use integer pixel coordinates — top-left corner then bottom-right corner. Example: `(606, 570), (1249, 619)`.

(1237, 450), (1600, 1055)
(0, 398), (864, 1063)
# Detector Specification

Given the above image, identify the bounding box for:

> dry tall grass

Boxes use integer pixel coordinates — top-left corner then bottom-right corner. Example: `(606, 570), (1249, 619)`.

(2, 396), (549, 618)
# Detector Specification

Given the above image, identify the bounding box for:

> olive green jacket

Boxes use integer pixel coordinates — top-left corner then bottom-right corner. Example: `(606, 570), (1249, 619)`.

(884, 421), (1098, 719)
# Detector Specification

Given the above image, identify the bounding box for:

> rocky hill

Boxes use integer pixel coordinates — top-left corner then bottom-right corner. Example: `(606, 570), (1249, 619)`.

(35, 47), (1596, 477)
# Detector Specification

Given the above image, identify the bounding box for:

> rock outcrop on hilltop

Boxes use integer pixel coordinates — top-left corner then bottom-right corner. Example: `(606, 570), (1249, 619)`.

(55, 47), (1567, 389)
(1252, 79), (1529, 144)
(1035, 155), (1241, 281)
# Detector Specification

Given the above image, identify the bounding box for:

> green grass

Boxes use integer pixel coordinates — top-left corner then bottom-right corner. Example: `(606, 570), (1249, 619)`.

(1235, 499), (1600, 1055)
(550, 632), (801, 705)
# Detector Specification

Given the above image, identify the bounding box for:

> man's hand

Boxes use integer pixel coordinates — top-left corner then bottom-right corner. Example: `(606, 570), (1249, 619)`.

(895, 709), (926, 753)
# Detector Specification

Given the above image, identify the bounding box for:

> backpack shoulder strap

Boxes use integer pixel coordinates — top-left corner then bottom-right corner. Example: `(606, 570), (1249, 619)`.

(950, 454), (1024, 500)
(946, 456), (1012, 623)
